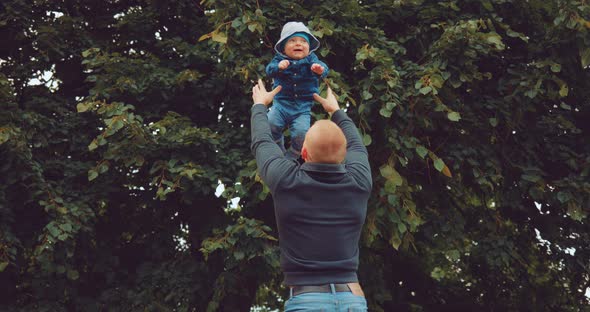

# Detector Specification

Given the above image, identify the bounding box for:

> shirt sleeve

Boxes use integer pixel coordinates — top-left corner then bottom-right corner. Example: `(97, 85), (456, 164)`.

(331, 110), (372, 192)
(250, 104), (296, 193)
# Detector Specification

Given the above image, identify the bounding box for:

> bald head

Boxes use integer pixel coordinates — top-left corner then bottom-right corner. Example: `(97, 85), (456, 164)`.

(302, 120), (347, 164)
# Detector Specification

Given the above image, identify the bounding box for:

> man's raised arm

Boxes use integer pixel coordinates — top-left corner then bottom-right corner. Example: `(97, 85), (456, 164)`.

(250, 80), (295, 193)
(313, 88), (372, 191)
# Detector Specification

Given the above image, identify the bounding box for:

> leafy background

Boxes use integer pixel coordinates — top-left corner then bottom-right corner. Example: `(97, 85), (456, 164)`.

(1, 0), (589, 311)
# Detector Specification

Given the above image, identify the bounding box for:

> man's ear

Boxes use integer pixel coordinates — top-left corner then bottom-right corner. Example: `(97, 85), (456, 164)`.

(301, 146), (308, 162)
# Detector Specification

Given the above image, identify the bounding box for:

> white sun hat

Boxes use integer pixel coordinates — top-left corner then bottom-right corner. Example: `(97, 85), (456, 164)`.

(274, 21), (320, 56)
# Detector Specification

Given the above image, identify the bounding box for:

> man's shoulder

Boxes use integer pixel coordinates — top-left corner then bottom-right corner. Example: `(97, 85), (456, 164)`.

(264, 159), (301, 189)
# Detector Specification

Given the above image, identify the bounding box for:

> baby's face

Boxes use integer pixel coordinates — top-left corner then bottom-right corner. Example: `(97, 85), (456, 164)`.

(283, 36), (310, 60)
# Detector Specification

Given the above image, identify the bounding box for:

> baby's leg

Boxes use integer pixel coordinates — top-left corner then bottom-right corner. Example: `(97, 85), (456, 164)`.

(286, 112), (311, 160)
(267, 104), (287, 154)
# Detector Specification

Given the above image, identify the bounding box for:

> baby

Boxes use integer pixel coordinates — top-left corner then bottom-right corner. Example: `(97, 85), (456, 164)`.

(266, 21), (329, 160)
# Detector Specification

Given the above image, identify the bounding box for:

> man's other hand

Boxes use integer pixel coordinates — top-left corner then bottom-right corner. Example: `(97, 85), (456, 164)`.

(252, 79), (282, 107)
(313, 86), (340, 115)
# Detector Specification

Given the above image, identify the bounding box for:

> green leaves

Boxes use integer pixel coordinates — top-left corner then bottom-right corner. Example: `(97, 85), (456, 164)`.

(355, 44), (378, 63)
(505, 28), (528, 42)
(389, 231), (402, 250)
(0, 262), (9, 272)
(419, 86), (432, 95)
(434, 158), (445, 172)
(431, 267), (446, 281)
(212, 31), (228, 44)
(81, 48), (100, 58)
(150, 159), (207, 200)
(47, 223), (60, 237)
(559, 82), (569, 97)
(379, 107), (392, 118)
(580, 47), (590, 68)
(428, 153), (452, 178)
(76, 102), (93, 113)
(521, 174), (541, 183)
(0, 126), (20, 145)
(380, 164), (403, 188)
(415, 145), (428, 159)
(67, 269), (80, 280)
(447, 111), (461, 121)
(200, 217), (278, 263)
(567, 203), (586, 221)
(362, 133), (372, 146)
(176, 69), (203, 84)
(199, 29), (228, 44)
(88, 139), (98, 151)
(379, 101), (397, 119)
(44, 218), (77, 244)
(489, 118), (498, 127)
(59, 223), (72, 232)
(484, 33), (505, 50)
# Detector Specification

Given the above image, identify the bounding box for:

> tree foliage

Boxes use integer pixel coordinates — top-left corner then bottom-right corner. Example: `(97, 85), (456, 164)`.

(1, 0), (589, 311)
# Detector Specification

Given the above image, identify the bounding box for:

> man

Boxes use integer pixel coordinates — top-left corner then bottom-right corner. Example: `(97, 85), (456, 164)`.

(250, 79), (372, 311)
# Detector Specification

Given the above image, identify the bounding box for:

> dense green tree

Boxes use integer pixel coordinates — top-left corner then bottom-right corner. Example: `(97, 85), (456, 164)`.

(1, 0), (588, 311)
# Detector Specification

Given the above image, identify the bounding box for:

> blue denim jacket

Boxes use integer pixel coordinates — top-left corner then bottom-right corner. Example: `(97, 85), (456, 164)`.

(266, 52), (329, 103)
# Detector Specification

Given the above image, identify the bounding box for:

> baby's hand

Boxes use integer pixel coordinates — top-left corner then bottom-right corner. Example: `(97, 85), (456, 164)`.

(279, 60), (290, 70)
(311, 63), (324, 75)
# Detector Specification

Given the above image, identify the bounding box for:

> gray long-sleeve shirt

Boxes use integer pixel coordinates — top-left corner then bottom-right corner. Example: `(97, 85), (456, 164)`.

(250, 104), (372, 286)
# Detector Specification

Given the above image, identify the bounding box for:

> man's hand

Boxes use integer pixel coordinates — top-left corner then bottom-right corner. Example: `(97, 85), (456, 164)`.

(311, 63), (324, 75)
(252, 79), (282, 107)
(278, 60), (290, 70)
(313, 86), (340, 115)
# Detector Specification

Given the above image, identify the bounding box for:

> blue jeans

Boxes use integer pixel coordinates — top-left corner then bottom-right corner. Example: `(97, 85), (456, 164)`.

(268, 100), (311, 160)
(284, 285), (368, 312)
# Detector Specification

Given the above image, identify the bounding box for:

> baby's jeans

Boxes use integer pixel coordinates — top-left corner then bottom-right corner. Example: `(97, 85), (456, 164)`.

(267, 99), (312, 160)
